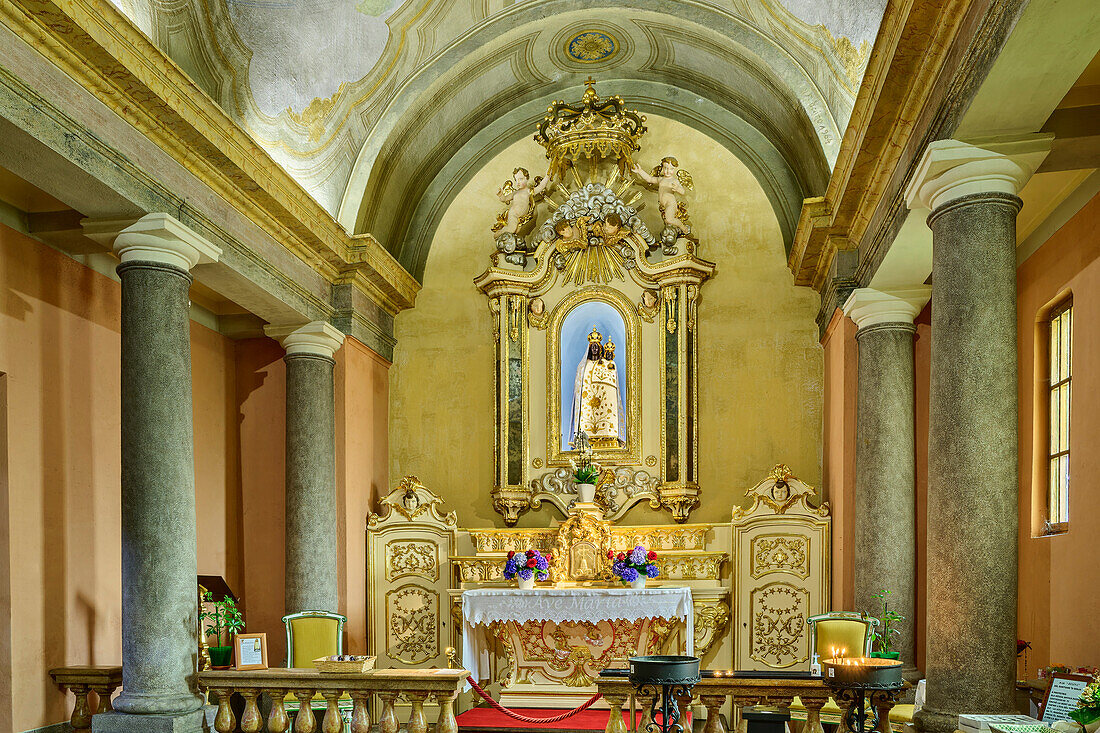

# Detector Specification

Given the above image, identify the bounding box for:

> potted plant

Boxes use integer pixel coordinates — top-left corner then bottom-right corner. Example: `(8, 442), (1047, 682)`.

(504, 549), (551, 589)
(200, 591), (245, 669)
(609, 546), (659, 589)
(569, 432), (601, 504)
(1069, 674), (1100, 733)
(870, 589), (903, 660)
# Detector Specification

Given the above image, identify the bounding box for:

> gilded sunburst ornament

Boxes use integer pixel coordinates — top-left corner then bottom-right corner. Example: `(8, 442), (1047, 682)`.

(567, 31), (618, 63)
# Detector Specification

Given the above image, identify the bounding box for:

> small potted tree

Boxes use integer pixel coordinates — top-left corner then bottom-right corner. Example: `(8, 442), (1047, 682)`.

(870, 589), (903, 660)
(200, 591), (245, 669)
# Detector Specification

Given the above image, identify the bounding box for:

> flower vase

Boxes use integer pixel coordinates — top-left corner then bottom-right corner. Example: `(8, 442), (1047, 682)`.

(577, 483), (596, 503)
(518, 576), (535, 590)
(631, 576), (647, 590)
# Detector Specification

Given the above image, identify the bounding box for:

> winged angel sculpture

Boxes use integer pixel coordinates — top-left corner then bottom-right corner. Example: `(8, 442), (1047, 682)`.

(489, 81), (697, 270)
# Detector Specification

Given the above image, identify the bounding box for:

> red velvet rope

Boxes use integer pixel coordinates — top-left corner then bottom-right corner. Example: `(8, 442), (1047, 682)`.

(466, 676), (604, 723)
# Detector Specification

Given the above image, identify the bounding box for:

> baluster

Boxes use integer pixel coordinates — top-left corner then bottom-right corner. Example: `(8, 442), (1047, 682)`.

(268, 688), (291, 733)
(802, 697), (827, 733)
(436, 691), (459, 733)
(873, 693), (897, 733)
(212, 688), (236, 733)
(294, 690), (318, 733)
(379, 691), (399, 733)
(407, 691), (428, 733)
(90, 683), (119, 713)
(69, 684), (92, 730)
(240, 688), (263, 733)
(603, 690), (630, 733)
(700, 694), (728, 733)
(350, 691), (372, 733)
(321, 691), (343, 733)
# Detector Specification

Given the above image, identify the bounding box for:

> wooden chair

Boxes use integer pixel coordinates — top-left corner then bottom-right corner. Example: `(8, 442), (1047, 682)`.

(283, 610), (353, 730)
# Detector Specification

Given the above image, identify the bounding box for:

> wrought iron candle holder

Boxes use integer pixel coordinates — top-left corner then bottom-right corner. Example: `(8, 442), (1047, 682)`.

(821, 657), (904, 733)
(627, 655), (701, 733)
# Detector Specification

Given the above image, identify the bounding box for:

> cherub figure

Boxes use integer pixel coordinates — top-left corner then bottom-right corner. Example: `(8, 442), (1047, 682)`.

(492, 167), (552, 266)
(632, 156), (694, 254)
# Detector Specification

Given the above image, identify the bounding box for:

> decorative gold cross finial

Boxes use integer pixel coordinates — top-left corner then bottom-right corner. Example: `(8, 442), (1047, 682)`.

(584, 76), (597, 88)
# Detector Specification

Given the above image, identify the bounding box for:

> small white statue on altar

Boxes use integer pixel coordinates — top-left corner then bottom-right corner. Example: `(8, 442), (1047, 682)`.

(570, 327), (625, 449)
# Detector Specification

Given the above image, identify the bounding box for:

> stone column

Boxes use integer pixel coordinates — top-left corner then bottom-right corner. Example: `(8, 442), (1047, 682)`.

(905, 138), (1049, 733)
(95, 214), (220, 733)
(265, 321), (345, 614)
(844, 287), (929, 683)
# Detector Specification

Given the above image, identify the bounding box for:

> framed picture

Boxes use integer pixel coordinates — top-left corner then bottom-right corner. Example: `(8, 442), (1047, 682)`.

(233, 633), (268, 671)
(1040, 673), (1092, 723)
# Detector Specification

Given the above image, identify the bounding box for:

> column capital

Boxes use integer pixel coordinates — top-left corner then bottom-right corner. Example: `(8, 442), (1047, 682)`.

(83, 213), (221, 271)
(904, 136), (1052, 212)
(265, 321), (346, 359)
(843, 287), (931, 330)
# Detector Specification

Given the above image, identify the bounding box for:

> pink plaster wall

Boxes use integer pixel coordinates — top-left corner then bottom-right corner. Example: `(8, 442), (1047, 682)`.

(1016, 190), (1100, 672)
(0, 223), (242, 731)
(335, 337), (390, 656)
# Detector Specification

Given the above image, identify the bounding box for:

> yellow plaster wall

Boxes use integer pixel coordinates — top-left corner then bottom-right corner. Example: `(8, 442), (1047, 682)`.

(390, 115), (822, 527)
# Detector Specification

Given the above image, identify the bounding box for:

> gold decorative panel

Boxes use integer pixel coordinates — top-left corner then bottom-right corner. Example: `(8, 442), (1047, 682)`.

(385, 585), (439, 666)
(750, 535), (809, 579)
(386, 540), (438, 581)
(749, 582), (809, 668)
(367, 477), (456, 675)
(732, 466), (830, 672)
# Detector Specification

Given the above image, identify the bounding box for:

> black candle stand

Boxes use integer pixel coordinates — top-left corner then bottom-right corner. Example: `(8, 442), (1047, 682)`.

(627, 656), (702, 733)
(821, 658), (904, 733)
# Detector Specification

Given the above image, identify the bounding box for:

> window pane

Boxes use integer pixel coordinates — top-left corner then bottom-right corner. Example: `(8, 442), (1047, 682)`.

(1051, 320), (1061, 383)
(1060, 313), (1071, 380)
(1050, 390), (1060, 454)
(1060, 385), (1071, 452)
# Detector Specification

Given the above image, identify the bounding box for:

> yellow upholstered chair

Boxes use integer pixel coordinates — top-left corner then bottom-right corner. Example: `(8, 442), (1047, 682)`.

(807, 611), (877, 664)
(283, 611), (353, 730)
(789, 612), (902, 731)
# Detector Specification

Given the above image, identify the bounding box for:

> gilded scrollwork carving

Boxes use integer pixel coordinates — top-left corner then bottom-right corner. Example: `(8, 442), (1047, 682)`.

(732, 464), (831, 521)
(386, 585), (439, 666)
(659, 552), (727, 581)
(693, 601), (731, 659)
(750, 583), (809, 668)
(386, 540), (438, 582)
(608, 525), (710, 551)
(750, 535), (809, 579)
(528, 465), (661, 521)
(368, 476), (458, 527)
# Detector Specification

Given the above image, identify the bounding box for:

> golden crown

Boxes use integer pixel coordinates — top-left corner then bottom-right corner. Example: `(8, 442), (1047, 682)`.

(604, 340), (616, 353)
(534, 79), (648, 179)
(588, 326), (603, 343)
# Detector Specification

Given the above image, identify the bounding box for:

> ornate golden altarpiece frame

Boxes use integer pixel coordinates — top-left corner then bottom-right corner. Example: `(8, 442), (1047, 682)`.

(365, 467), (829, 710)
(475, 82), (716, 526)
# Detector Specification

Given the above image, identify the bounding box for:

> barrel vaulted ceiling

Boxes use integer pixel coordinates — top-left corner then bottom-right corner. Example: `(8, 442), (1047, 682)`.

(113, 0), (887, 279)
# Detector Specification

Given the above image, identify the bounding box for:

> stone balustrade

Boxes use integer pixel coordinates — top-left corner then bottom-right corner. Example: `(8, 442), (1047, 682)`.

(48, 665), (124, 730)
(198, 667), (469, 733)
(596, 674), (846, 733)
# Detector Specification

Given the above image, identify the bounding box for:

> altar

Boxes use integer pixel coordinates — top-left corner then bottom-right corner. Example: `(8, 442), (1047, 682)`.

(461, 587), (694, 703)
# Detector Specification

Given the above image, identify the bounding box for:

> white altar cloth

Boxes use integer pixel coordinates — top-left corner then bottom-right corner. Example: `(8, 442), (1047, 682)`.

(460, 587), (694, 687)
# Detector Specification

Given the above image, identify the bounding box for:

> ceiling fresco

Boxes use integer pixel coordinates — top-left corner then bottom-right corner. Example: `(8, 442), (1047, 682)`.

(136, 0), (889, 275)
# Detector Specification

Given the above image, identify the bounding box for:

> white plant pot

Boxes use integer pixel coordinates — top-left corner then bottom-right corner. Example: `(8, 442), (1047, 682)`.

(577, 483), (596, 503)
(631, 576), (647, 590)
(518, 575), (536, 590)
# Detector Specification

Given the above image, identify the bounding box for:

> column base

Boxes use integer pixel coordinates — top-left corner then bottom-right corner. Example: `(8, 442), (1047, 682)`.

(914, 707), (957, 733)
(92, 709), (207, 733)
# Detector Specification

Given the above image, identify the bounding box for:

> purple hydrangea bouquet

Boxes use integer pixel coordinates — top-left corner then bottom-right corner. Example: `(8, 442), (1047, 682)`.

(608, 545), (659, 588)
(504, 549), (551, 589)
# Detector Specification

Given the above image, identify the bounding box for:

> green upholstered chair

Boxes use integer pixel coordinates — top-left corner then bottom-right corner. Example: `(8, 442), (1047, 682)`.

(283, 611), (353, 730)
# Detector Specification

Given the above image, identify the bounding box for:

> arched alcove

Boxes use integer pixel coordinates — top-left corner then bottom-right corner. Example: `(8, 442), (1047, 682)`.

(389, 114), (822, 527)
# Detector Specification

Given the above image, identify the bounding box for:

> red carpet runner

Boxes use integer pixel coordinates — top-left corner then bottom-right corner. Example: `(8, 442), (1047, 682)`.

(455, 706), (644, 731)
